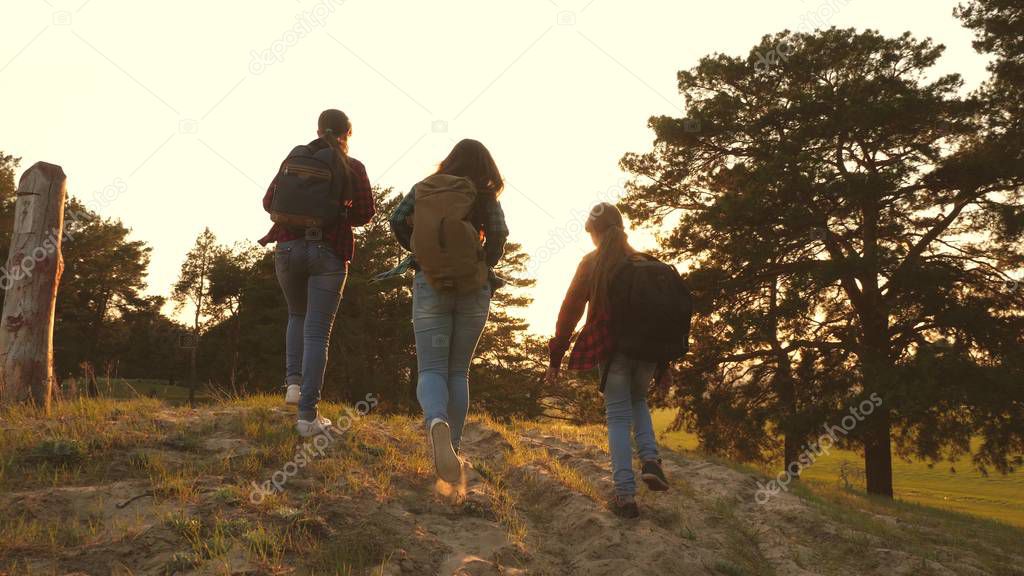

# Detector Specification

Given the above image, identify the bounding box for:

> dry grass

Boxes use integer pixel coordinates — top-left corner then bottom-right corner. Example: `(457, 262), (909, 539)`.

(6, 396), (1020, 575)
(0, 395), (419, 575)
(470, 458), (530, 545)
(483, 416), (604, 503)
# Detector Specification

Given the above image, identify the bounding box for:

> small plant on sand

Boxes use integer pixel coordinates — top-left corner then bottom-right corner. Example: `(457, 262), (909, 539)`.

(837, 460), (865, 491)
(243, 521), (286, 566)
(32, 438), (86, 466)
(151, 466), (199, 502)
(164, 430), (203, 452)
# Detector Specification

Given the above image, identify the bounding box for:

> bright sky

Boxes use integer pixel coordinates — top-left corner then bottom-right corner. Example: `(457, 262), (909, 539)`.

(1, 0), (990, 335)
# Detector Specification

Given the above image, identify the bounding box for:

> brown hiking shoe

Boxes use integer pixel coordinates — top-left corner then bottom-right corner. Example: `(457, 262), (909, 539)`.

(641, 459), (670, 491)
(609, 494), (640, 519)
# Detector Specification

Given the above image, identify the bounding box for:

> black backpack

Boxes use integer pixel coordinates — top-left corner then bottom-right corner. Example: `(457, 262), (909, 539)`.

(608, 254), (693, 364)
(269, 141), (350, 229)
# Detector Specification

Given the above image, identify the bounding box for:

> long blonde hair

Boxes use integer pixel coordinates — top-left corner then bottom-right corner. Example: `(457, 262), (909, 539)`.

(585, 203), (634, 314)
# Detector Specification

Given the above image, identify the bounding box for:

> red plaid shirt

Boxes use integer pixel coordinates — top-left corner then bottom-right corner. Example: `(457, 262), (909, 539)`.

(548, 253), (614, 371)
(258, 153), (375, 262)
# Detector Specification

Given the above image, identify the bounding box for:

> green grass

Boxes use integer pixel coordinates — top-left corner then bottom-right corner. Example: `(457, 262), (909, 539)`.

(652, 409), (1024, 528)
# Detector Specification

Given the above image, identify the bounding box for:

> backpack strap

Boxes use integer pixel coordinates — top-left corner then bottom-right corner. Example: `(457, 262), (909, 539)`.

(599, 353), (615, 392)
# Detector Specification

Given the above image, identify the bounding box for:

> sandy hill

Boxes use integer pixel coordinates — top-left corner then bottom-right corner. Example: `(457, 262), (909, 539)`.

(1, 396), (1022, 576)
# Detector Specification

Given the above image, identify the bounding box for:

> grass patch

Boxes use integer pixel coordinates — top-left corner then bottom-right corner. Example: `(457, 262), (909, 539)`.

(303, 517), (397, 576)
(472, 458), (529, 545)
(789, 479), (1024, 574)
(652, 409), (1024, 528)
(0, 397), (171, 490)
(709, 498), (777, 576)
(488, 417), (604, 503)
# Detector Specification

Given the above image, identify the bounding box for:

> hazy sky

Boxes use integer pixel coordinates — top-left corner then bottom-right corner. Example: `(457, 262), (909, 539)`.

(1, 0), (990, 334)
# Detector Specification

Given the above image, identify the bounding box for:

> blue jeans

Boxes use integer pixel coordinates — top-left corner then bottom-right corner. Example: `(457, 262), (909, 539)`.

(600, 353), (659, 496)
(274, 239), (348, 421)
(412, 270), (490, 452)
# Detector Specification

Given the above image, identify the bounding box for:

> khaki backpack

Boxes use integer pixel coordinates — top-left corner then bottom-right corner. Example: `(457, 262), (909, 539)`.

(411, 174), (487, 294)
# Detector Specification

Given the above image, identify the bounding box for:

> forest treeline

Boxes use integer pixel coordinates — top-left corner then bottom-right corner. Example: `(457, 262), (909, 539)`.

(0, 0), (1021, 498)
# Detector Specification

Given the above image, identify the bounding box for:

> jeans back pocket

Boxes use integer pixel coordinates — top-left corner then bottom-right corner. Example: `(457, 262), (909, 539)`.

(311, 243), (345, 276)
(274, 244), (293, 274)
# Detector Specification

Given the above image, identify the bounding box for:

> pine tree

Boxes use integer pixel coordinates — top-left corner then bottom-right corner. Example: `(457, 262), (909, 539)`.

(172, 228), (221, 403)
(54, 199), (152, 381)
(621, 28), (1024, 496)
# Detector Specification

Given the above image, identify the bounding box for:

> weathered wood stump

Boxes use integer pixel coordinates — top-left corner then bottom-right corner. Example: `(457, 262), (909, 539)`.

(0, 162), (66, 411)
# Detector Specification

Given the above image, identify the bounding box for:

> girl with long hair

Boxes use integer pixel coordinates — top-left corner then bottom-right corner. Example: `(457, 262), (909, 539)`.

(259, 109), (375, 437)
(389, 139), (509, 483)
(546, 202), (671, 518)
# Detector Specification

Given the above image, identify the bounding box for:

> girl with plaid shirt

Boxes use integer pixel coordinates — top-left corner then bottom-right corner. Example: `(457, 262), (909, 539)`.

(389, 139), (509, 484)
(546, 203), (672, 519)
(260, 109), (375, 438)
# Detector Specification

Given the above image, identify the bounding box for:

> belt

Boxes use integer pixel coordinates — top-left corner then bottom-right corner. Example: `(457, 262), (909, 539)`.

(286, 226), (324, 241)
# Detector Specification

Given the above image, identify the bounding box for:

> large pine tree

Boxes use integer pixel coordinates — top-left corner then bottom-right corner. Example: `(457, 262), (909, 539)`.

(622, 28), (1024, 497)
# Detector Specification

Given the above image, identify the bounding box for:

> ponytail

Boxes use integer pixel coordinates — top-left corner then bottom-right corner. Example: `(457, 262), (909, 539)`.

(318, 110), (353, 201)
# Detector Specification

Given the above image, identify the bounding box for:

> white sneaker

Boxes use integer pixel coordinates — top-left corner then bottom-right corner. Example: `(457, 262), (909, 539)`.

(428, 418), (462, 483)
(296, 415), (333, 438)
(285, 385), (300, 405)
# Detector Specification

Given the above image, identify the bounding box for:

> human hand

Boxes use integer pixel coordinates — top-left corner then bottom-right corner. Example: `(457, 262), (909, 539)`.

(544, 365), (560, 386)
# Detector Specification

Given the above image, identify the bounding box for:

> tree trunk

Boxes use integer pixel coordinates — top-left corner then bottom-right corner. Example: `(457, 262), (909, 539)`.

(858, 172), (894, 497)
(229, 303), (240, 395)
(861, 332), (894, 498)
(782, 373), (798, 475)
(768, 274), (801, 478)
(864, 403), (894, 497)
(776, 369), (801, 479)
(86, 291), (110, 362)
(188, 345), (197, 407)
(86, 364), (99, 398)
(0, 162), (67, 411)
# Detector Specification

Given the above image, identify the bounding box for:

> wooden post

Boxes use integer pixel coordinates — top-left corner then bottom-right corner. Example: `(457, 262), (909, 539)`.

(0, 162), (66, 411)
(189, 344), (197, 407)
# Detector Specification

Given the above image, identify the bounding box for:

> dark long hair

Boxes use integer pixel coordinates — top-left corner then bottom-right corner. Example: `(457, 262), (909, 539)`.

(318, 109), (353, 198)
(435, 139), (504, 197)
(585, 203), (635, 314)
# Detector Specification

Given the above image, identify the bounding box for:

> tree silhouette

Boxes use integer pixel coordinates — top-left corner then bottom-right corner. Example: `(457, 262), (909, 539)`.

(173, 228), (221, 403)
(207, 242), (264, 394)
(622, 28), (1024, 497)
(0, 152), (18, 203)
(54, 199), (152, 382)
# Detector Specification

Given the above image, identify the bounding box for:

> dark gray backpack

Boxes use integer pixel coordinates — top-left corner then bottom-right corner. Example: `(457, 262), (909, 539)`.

(608, 254), (693, 363)
(270, 142), (349, 228)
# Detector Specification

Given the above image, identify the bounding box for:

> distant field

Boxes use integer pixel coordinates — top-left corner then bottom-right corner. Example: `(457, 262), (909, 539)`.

(62, 378), (211, 404)
(651, 409), (1024, 528)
